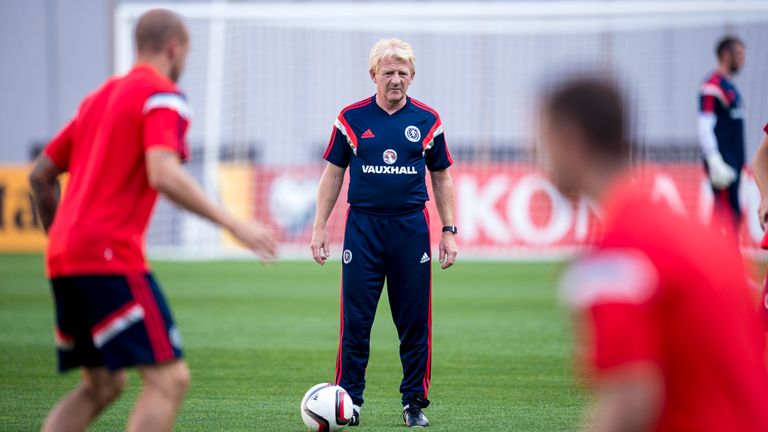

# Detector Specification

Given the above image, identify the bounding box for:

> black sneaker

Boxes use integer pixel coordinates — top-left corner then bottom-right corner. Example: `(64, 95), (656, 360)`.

(349, 408), (360, 426)
(403, 405), (429, 428)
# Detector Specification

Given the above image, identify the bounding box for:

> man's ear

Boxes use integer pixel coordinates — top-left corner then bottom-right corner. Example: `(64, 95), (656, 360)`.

(167, 37), (181, 60)
(370, 69), (376, 83)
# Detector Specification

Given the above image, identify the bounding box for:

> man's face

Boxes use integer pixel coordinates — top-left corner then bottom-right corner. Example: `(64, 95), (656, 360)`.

(371, 57), (413, 105)
(169, 36), (189, 83)
(539, 112), (587, 196)
(728, 43), (745, 74)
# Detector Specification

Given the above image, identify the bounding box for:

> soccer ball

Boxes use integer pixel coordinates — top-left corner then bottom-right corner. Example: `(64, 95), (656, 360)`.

(300, 383), (353, 431)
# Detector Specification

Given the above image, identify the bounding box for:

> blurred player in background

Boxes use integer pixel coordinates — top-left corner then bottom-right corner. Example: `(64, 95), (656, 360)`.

(310, 38), (457, 428)
(541, 77), (768, 432)
(697, 35), (746, 227)
(751, 121), (768, 326)
(29, 9), (275, 432)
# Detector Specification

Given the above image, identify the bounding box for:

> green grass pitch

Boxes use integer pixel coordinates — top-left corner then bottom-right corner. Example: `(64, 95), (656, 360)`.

(0, 254), (585, 431)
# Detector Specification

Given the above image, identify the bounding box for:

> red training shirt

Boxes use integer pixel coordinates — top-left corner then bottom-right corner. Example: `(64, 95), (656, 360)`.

(44, 64), (190, 278)
(561, 174), (768, 431)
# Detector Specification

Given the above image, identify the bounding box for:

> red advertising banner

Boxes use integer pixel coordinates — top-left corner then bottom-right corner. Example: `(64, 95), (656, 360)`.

(250, 162), (763, 257)
(0, 162), (760, 257)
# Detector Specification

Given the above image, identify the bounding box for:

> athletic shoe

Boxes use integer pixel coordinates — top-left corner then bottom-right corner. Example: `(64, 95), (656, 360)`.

(403, 405), (429, 428)
(349, 408), (360, 426)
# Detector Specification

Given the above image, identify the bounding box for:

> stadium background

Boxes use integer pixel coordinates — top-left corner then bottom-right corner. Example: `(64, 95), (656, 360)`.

(2, 0), (768, 257)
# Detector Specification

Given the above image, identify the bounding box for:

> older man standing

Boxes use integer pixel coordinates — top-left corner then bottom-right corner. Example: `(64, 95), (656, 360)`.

(310, 38), (457, 428)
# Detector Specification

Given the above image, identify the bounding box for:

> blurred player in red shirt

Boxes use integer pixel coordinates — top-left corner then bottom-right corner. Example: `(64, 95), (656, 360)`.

(751, 121), (768, 325)
(29, 9), (275, 432)
(540, 77), (768, 432)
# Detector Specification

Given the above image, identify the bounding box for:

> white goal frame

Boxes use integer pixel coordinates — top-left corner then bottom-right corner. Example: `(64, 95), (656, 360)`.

(114, 1), (768, 260)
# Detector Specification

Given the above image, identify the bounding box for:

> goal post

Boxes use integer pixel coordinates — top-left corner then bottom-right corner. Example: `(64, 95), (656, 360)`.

(115, 1), (768, 260)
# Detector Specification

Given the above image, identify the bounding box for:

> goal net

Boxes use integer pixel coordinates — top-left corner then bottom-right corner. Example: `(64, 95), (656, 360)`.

(115, 1), (768, 260)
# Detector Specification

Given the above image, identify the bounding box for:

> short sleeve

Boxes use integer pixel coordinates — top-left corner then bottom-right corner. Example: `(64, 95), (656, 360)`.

(764, 123), (768, 134)
(44, 119), (76, 171)
(699, 95), (716, 114)
(143, 92), (190, 161)
(560, 249), (661, 375)
(699, 81), (727, 113)
(425, 133), (453, 171)
(323, 120), (352, 168)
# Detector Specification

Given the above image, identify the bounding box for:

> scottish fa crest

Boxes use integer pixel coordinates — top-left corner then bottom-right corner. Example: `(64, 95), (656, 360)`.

(383, 149), (397, 165)
(405, 125), (421, 142)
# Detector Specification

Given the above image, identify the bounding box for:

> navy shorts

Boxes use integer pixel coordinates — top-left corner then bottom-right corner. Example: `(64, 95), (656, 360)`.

(51, 273), (183, 372)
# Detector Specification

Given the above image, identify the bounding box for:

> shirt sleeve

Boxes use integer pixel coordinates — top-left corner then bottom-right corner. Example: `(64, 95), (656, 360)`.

(764, 123), (768, 135)
(560, 249), (661, 375)
(323, 116), (352, 168)
(699, 94), (717, 114)
(143, 92), (191, 162)
(423, 115), (453, 171)
(699, 78), (732, 113)
(44, 119), (76, 171)
(425, 133), (453, 171)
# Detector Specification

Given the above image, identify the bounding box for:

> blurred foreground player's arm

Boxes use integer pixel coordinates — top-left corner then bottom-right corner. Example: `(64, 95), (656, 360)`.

(142, 92), (275, 258)
(145, 149), (276, 257)
(586, 369), (663, 432)
(29, 120), (72, 232)
(698, 95), (736, 189)
(753, 123), (768, 230)
(562, 253), (664, 432)
(32, 105), (277, 258)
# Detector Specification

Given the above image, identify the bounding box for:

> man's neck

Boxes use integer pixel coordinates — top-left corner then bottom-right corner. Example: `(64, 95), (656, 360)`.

(135, 57), (171, 81)
(716, 64), (733, 80)
(583, 162), (628, 203)
(375, 93), (407, 115)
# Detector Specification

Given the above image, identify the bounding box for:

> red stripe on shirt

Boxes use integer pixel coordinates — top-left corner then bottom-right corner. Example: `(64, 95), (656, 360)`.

(336, 97), (373, 152)
(702, 95), (716, 113)
(412, 98), (443, 151)
(323, 126), (339, 160)
(338, 115), (359, 151)
(411, 98), (439, 117)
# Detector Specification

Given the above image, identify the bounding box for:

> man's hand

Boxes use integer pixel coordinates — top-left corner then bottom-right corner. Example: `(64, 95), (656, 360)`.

(146, 149), (278, 260)
(707, 153), (737, 190)
(311, 227), (331, 265)
(228, 219), (277, 260)
(439, 232), (458, 269)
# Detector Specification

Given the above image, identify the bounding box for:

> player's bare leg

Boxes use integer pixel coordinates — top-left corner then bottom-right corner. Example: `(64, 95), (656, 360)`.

(127, 360), (190, 432)
(42, 367), (127, 432)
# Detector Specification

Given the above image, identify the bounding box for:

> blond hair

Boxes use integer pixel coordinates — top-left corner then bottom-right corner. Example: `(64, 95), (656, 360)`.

(369, 38), (416, 74)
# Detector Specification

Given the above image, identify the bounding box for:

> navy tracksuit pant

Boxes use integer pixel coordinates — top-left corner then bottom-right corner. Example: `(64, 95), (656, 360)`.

(711, 175), (742, 226)
(334, 207), (432, 408)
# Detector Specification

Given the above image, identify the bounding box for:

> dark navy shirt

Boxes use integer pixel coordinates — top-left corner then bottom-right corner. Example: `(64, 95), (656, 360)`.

(699, 71), (745, 169)
(324, 95), (453, 216)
